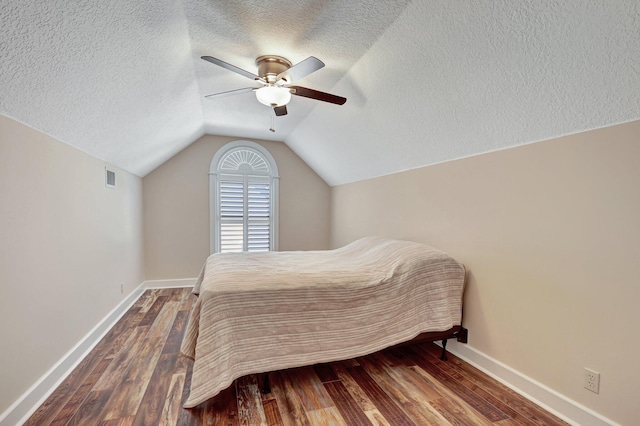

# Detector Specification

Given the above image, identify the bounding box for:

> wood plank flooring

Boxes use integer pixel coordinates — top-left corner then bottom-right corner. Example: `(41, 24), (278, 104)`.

(26, 288), (568, 425)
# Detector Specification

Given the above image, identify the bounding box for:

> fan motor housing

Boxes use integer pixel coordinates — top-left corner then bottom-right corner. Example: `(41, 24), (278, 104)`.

(256, 55), (292, 82)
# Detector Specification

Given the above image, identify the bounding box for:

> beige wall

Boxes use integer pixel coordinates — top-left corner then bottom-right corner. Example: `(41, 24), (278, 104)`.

(143, 134), (331, 279)
(331, 120), (640, 425)
(0, 115), (144, 415)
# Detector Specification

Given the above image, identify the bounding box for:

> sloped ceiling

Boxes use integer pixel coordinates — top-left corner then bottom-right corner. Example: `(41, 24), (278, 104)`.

(1, 1), (639, 185)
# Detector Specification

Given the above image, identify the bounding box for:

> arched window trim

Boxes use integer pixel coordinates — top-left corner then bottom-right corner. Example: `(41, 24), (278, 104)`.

(209, 140), (279, 253)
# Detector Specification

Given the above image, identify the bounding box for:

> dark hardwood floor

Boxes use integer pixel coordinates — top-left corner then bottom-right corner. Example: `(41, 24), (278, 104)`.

(26, 288), (568, 425)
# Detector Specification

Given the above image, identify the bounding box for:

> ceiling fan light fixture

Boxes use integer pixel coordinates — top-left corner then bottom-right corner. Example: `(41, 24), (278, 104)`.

(201, 55), (346, 117)
(255, 85), (291, 107)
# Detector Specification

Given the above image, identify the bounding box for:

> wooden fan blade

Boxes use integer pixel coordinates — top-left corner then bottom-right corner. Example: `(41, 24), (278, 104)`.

(289, 86), (347, 105)
(204, 87), (255, 99)
(277, 56), (324, 83)
(273, 105), (288, 116)
(201, 56), (259, 80)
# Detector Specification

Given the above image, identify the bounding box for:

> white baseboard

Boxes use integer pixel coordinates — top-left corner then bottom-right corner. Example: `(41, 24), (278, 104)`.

(443, 340), (619, 426)
(143, 278), (197, 289)
(0, 283), (146, 426)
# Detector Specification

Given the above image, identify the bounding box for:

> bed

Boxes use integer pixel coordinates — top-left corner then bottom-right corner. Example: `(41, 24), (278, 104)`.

(180, 236), (467, 408)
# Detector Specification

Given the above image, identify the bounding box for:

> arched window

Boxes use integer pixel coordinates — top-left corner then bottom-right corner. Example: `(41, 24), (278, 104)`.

(210, 141), (279, 253)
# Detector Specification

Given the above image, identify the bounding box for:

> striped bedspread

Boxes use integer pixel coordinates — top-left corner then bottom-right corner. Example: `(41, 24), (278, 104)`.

(180, 237), (465, 408)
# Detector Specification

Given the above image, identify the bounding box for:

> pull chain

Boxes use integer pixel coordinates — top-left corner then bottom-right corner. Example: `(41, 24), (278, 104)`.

(269, 114), (275, 132)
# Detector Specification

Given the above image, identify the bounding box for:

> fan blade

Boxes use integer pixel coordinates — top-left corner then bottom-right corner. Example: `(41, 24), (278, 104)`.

(277, 56), (324, 83)
(201, 56), (259, 80)
(274, 105), (288, 116)
(204, 87), (255, 99)
(290, 86), (347, 105)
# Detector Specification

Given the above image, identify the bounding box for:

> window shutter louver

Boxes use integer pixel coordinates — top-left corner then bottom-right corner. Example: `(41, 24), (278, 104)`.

(247, 179), (270, 252)
(219, 180), (245, 253)
(218, 175), (271, 253)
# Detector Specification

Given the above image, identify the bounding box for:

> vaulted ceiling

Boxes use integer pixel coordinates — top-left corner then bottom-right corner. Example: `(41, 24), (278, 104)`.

(2, 1), (639, 186)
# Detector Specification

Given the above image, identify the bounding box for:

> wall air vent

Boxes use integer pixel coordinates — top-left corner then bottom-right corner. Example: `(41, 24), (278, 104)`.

(105, 167), (116, 188)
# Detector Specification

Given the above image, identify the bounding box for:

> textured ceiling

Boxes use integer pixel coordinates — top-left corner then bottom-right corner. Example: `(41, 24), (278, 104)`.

(1, 1), (639, 184)
(289, 0), (640, 185)
(0, 0), (203, 176)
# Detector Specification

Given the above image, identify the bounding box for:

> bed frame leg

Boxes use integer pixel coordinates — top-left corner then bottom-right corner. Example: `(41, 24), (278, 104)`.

(261, 372), (271, 394)
(440, 339), (448, 361)
(456, 326), (468, 343)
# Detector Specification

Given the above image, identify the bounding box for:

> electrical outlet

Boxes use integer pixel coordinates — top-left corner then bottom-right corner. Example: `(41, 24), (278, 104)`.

(120, 283), (124, 294)
(584, 368), (600, 393)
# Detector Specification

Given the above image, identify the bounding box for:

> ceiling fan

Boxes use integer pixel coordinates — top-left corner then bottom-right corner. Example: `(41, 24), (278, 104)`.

(201, 55), (347, 116)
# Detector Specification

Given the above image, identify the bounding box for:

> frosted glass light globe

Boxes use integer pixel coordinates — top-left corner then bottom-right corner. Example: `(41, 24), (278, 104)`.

(255, 86), (291, 107)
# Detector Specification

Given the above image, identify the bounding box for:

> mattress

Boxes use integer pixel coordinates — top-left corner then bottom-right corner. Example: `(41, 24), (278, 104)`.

(180, 236), (465, 408)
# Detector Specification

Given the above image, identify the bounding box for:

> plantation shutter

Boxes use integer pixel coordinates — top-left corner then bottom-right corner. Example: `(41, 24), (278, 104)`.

(219, 178), (245, 253)
(247, 177), (271, 252)
(219, 174), (271, 253)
